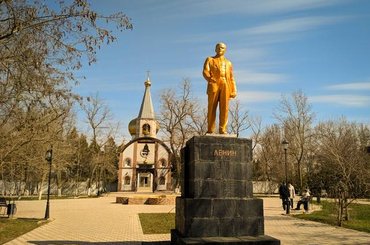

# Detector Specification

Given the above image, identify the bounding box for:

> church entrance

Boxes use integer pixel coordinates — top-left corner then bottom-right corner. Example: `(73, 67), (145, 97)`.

(137, 172), (153, 192)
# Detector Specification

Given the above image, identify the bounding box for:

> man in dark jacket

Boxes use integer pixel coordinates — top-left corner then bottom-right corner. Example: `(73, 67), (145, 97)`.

(279, 182), (290, 210)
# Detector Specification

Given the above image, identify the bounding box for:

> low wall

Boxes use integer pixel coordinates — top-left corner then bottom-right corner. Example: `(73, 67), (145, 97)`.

(252, 181), (279, 194)
(116, 195), (176, 205)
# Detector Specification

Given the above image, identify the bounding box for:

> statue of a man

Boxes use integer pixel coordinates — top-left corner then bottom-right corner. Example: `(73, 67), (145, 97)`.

(203, 42), (237, 134)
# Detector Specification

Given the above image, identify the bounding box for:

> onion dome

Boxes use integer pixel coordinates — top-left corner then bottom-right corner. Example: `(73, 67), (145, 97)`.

(128, 118), (137, 136)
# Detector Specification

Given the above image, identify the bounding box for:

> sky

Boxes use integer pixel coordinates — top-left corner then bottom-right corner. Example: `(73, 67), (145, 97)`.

(74, 0), (370, 141)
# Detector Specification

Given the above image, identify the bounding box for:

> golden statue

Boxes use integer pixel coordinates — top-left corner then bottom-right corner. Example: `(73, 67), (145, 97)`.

(203, 42), (237, 134)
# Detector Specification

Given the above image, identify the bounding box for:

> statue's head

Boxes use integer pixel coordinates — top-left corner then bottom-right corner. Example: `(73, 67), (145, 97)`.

(215, 42), (227, 56)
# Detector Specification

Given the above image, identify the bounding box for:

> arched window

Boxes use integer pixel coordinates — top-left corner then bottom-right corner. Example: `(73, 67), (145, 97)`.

(124, 158), (131, 167)
(159, 176), (165, 185)
(142, 123), (151, 135)
(124, 176), (131, 185)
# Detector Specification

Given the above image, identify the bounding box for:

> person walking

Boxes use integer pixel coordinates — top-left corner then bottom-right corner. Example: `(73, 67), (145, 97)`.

(288, 183), (295, 209)
(279, 182), (290, 211)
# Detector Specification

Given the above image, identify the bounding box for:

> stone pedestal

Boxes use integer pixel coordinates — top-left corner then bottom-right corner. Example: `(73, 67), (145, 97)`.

(171, 136), (280, 244)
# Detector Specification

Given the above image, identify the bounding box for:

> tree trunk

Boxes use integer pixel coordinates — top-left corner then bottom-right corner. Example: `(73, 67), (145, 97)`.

(337, 191), (346, 227)
(344, 197), (349, 221)
(337, 198), (342, 226)
(86, 178), (91, 196)
(56, 169), (62, 197)
(297, 161), (302, 192)
(75, 161), (80, 196)
(38, 174), (46, 200)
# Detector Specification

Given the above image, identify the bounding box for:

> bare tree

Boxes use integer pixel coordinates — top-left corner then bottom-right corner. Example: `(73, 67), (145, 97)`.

(0, 0), (132, 64)
(228, 99), (250, 137)
(80, 93), (114, 195)
(248, 115), (263, 151)
(0, 97), (74, 197)
(254, 124), (284, 182)
(0, 0), (132, 194)
(274, 90), (315, 191)
(81, 93), (112, 143)
(158, 80), (203, 187)
(188, 107), (208, 136)
(314, 118), (370, 226)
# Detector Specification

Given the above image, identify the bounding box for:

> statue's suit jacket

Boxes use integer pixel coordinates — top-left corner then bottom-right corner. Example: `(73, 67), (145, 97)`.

(203, 57), (237, 98)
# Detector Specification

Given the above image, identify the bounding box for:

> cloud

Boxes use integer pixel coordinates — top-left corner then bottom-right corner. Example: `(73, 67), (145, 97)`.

(326, 82), (370, 90)
(74, 79), (141, 95)
(178, 15), (348, 45)
(237, 91), (281, 103)
(310, 94), (370, 107)
(242, 0), (348, 15)
(229, 48), (267, 63)
(236, 70), (287, 84)
(156, 68), (201, 81)
(240, 16), (347, 36)
(160, 0), (348, 18)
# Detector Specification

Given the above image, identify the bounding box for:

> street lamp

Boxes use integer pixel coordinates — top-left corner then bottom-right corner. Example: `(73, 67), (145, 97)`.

(44, 146), (53, 219)
(97, 162), (101, 197)
(282, 139), (289, 184)
(282, 139), (289, 214)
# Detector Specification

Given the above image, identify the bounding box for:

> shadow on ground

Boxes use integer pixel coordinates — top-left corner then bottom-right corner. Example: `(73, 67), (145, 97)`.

(29, 241), (170, 245)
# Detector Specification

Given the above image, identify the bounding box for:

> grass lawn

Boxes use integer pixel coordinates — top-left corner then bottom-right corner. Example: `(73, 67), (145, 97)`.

(0, 218), (45, 244)
(138, 201), (370, 235)
(138, 213), (175, 234)
(294, 201), (370, 233)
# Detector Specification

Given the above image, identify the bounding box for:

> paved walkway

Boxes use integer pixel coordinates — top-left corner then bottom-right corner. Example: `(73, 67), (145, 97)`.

(4, 194), (370, 245)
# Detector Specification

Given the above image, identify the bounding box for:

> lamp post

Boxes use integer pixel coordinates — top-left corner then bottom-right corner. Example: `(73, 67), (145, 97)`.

(282, 139), (289, 184)
(44, 146), (53, 219)
(97, 162), (101, 197)
(282, 139), (289, 214)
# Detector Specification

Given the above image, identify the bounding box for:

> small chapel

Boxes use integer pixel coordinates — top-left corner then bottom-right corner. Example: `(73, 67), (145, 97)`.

(117, 77), (173, 192)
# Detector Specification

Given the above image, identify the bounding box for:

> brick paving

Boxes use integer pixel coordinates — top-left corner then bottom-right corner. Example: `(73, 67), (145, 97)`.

(4, 194), (370, 244)
(264, 197), (370, 245)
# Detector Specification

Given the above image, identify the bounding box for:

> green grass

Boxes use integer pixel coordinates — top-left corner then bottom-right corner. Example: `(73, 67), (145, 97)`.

(294, 201), (370, 233)
(138, 201), (370, 235)
(0, 218), (45, 244)
(138, 213), (175, 234)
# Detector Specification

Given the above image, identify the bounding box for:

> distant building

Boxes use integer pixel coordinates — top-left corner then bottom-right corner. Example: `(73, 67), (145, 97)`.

(117, 77), (173, 192)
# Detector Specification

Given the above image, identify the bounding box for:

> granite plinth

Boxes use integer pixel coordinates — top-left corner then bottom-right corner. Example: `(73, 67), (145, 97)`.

(171, 230), (280, 245)
(176, 198), (264, 237)
(182, 136), (253, 199)
(172, 136), (280, 244)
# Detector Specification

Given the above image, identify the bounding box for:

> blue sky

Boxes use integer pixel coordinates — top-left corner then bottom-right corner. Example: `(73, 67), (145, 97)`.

(74, 0), (370, 140)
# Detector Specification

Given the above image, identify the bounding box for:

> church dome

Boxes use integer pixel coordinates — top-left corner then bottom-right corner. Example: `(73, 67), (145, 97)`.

(128, 118), (137, 136)
(127, 75), (160, 138)
(128, 118), (160, 137)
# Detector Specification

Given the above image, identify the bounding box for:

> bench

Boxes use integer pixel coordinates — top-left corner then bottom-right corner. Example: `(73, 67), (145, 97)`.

(0, 197), (7, 215)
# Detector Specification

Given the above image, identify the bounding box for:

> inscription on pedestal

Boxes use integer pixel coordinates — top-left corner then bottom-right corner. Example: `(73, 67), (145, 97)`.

(196, 138), (250, 163)
(182, 136), (253, 199)
(213, 149), (237, 157)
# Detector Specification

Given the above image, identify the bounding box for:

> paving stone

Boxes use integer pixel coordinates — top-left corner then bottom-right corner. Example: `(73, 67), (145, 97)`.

(4, 195), (370, 245)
